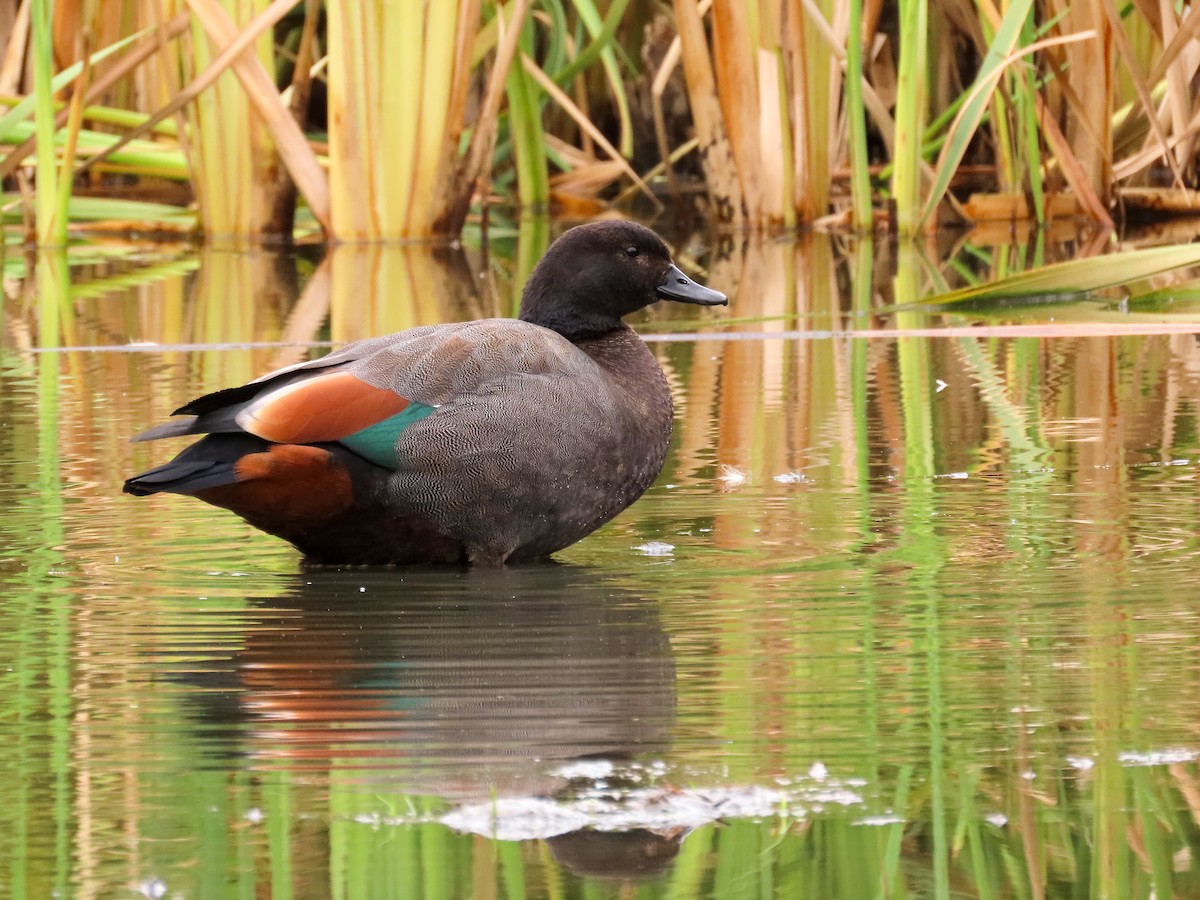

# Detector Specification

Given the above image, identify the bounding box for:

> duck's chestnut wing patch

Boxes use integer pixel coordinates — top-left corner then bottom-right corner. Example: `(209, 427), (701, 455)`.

(233, 370), (439, 470)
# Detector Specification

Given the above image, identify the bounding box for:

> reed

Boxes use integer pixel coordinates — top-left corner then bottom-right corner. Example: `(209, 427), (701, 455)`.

(670, 0), (842, 230)
(891, 0), (927, 236)
(322, 0), (645, 238)
(844, 0), (872, 231)
(505, 9), (551, 214)
(30, 0), (60, 244)
(8, 0), (1200, 241)
(326, 2), (465, 238)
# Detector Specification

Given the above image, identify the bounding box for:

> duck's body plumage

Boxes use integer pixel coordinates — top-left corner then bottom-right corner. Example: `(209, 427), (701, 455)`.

(125, 221), (726, 566)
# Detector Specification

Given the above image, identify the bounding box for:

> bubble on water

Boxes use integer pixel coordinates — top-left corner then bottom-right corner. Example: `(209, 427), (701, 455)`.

(1119, 748), (1198, 767)
(773, 472), (807, 484)
(439, 777), (865, 842)
(442, 798), (589, 841)
(136, 877), (167, 899)
(634, 541), (675, 557)
(553, 759), (615, 780)
(856, 814), (905, 826)
(718, 465), (748, 487)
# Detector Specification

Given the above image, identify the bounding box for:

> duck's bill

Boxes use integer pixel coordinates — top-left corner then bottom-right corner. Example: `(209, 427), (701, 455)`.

(657, 264), (728, 306)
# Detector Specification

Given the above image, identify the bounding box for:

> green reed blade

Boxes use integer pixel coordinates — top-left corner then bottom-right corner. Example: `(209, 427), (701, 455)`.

(1016, 18), (1044, 221)
(0, 120), (189, 179)
(505, 12), (549, 211)
(846, 0), (873, 231)
(32, 253), (70, 892)
(554, 0), (631, 87)
(0, 194), (194, 225)
(497, 839), (526, 900)
(907, 243), (1200, 306)
(920, 0), (1032, 226)
(565, 0), (634, 158)
(391, 824), (419, 899)
(0, 28), (144, 146)
(665, 825), (714, 898)
(52, 52), (89, 245)
(31, 0), (58, 244)
(1130, 768), (1174, 897)
(419, 811), (454, 900)
(0, 98), (180, 138)
(540, 0), (570, 75)
(892, 0), (928, 235)
(264, 771), (294, 900)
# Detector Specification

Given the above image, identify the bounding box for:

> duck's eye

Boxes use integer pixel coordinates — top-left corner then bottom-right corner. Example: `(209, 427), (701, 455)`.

(625, 246), (640, 258)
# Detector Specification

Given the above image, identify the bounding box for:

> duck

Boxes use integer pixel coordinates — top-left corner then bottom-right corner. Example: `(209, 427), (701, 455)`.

(124, 220), (727, 566)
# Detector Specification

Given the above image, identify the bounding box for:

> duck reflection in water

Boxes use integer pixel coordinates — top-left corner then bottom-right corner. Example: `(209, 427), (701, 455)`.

(187, 566), (681, 881)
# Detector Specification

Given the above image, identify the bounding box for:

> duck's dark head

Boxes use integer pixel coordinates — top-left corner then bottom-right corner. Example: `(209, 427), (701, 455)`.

(519, 220), (727, 340)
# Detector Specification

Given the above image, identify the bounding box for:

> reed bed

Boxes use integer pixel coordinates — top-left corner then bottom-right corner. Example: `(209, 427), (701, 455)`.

(4, 2), (1200, 241)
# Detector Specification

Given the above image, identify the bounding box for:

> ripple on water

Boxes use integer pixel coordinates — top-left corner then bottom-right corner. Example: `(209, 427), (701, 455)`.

(8, 331), (1200, 896)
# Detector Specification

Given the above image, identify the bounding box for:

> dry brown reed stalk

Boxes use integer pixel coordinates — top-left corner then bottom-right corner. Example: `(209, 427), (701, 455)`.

(265, 0), (320, 234)
(673, 0), (741, 224)
(670, 1), (857, 230)
(0, 1), (31, 95)
(17, 0), (1200, 243)
(326, 0), (573, 240)
(1026, 1), (1200, 225)
(183, 0), (329, 237)
(40, 0), (319, 238)
(434, 0), (530, 235)
(23, 0), (327, 240)
(327, 0), (511, 240)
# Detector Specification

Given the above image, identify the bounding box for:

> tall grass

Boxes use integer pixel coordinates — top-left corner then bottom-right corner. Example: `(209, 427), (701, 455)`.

(6, 1), (1200, 241)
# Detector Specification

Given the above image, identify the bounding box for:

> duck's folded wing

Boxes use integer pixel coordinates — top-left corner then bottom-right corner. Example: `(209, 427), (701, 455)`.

(165, 324), (446, 419)
(134, 320), (591, 469)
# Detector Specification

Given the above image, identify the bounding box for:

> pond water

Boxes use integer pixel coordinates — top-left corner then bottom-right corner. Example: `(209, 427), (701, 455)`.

(4, 228), (1200, 898)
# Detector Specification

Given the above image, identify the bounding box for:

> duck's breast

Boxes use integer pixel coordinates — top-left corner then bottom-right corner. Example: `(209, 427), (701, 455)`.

(382, 325), (671, 560)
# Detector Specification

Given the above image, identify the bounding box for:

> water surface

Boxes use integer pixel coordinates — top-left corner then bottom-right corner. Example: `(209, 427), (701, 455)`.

(4, 232), (1200, 897)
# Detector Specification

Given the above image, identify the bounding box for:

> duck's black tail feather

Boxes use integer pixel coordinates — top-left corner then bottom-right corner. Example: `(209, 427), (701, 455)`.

(130, 415), (201, 443)
(124, 434), (270, 496)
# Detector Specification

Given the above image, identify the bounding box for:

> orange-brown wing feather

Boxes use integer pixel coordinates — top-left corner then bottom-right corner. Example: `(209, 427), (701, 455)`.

(234, 371), (411, 444)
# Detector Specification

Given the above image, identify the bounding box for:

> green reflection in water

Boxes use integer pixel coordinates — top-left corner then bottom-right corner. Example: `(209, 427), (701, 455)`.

(4, 233), (1200, 897)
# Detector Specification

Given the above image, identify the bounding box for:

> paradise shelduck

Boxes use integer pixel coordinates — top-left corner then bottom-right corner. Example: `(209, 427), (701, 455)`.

(124, 220), (727, 566)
